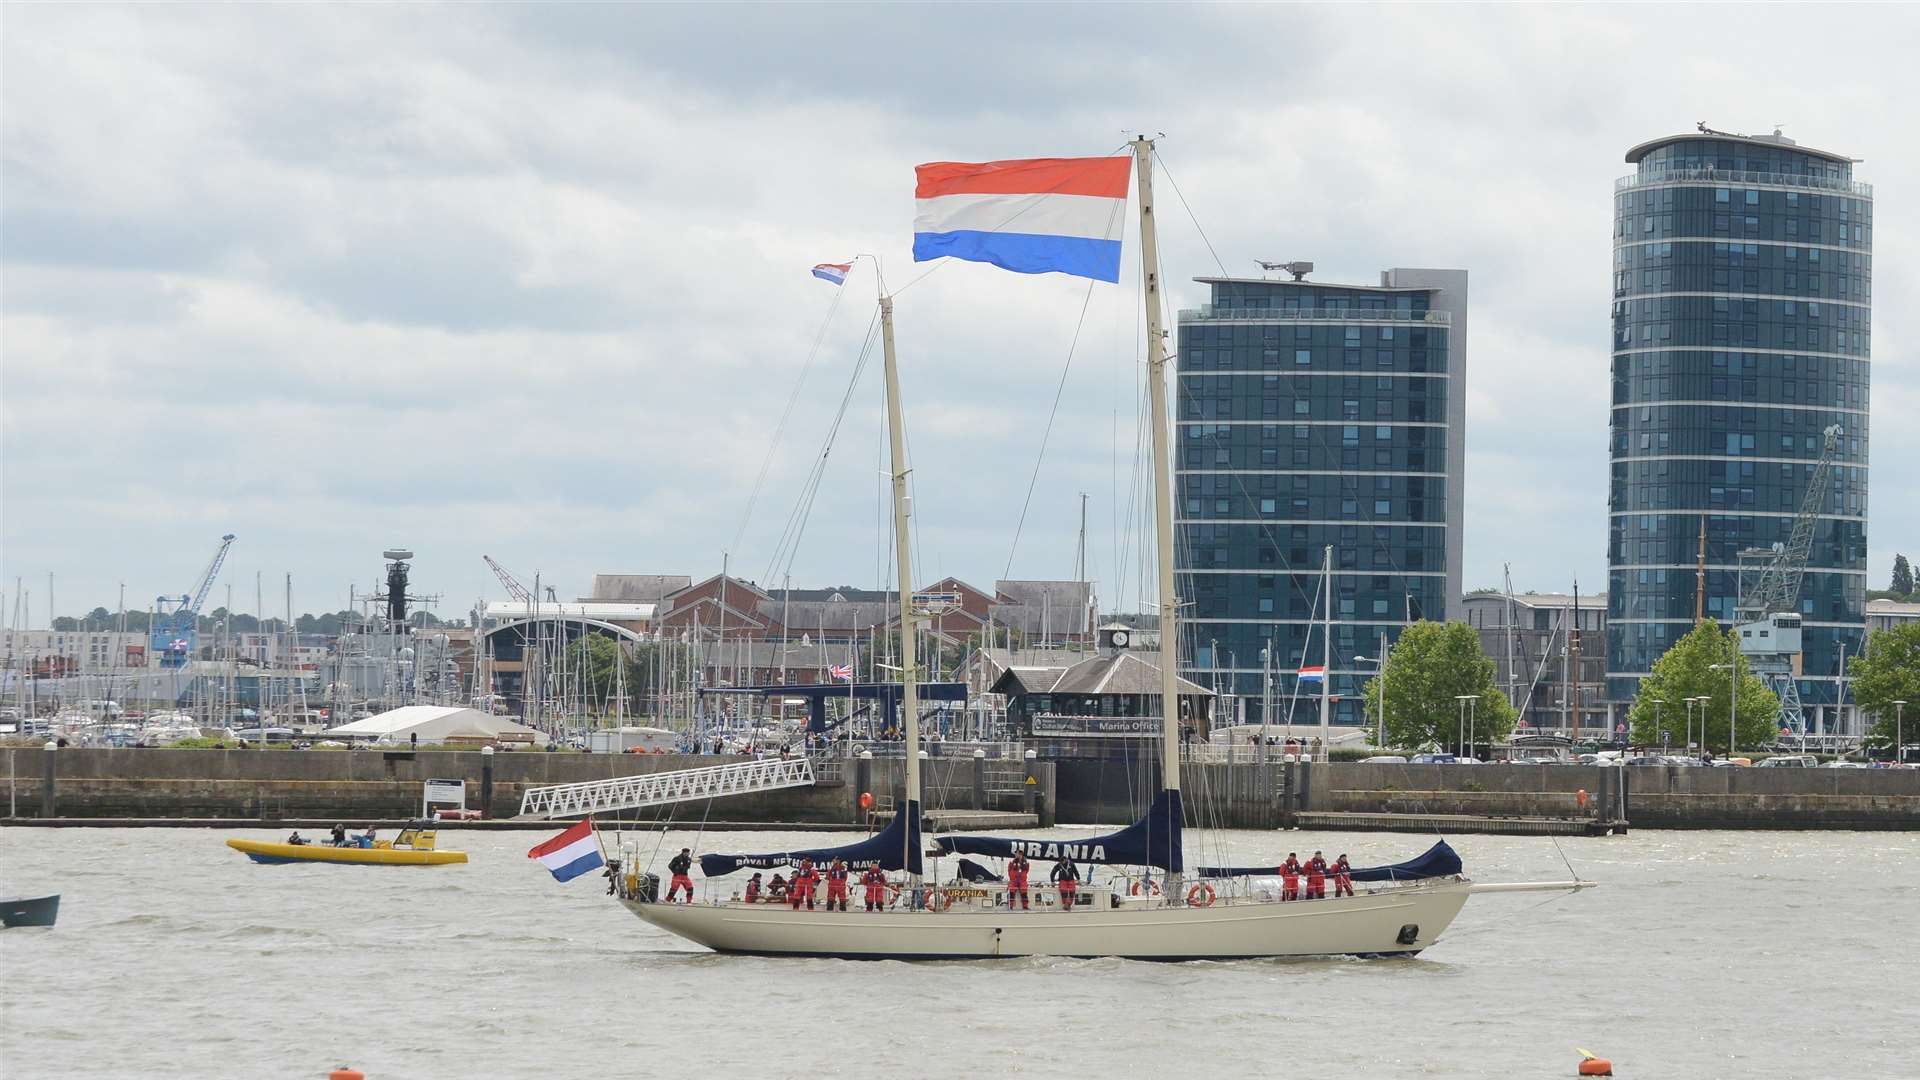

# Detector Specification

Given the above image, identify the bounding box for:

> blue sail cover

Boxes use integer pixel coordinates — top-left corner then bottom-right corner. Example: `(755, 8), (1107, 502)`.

(1197, 839), (1462, 882)
(699, 800), (924, 877)
(934, 789), (1184, 872)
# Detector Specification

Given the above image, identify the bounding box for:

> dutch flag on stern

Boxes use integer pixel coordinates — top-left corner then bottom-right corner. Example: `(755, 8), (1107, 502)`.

(528, 819), (604, 883)
(912, 156), (1130, 283)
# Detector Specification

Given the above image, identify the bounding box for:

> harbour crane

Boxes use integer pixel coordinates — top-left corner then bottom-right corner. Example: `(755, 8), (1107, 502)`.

(152, 534), (236, 668)
(1732, 425), (1844, 738)
(482, 555), (533, 604)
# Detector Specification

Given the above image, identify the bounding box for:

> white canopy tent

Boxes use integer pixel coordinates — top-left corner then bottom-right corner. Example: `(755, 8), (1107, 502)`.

(324, 705), (546, 746)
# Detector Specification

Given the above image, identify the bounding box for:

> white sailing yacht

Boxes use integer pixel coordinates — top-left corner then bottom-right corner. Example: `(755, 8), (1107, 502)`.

(614, 137), (1590, 959)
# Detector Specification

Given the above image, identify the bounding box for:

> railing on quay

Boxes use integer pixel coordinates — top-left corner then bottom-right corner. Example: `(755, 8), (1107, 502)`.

(833, 740), (1027, 760)
(519, 755), (817, 819)
(1179, 306), (1452, 325)
(1615, 167), (1872, 198)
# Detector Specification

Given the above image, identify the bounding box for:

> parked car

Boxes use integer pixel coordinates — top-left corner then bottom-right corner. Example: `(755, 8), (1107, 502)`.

(1359, 755), (1408, 764)
(1756, 755), (1816, 768)
(1411, 752), (1458, 764)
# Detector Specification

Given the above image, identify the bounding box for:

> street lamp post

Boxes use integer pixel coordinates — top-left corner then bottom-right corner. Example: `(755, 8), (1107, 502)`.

(1710, 661), (1739, 755)
(1895, 700), (1909, 766)
(1654, 699), (1666, 756)
(1355, 646), (1386, 748)
(1454, 694), (1479, 757)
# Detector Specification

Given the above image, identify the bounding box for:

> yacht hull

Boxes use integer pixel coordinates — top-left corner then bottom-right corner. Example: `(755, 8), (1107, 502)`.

(618, 882), (1472, 960)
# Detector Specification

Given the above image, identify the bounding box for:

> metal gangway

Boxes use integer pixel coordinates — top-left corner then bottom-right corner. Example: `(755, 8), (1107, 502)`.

(518, 756), (817, 819)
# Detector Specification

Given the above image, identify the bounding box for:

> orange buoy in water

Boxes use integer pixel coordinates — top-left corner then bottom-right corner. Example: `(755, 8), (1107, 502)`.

(331, 1069), (366, 1080)
(1577, 1055), (1613, 1076)
(858, 792), (874, 810)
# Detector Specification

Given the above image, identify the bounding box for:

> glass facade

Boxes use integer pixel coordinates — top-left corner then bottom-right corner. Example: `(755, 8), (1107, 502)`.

(1606, 133), (1871, 720)
(1175, 270), (1466, 723)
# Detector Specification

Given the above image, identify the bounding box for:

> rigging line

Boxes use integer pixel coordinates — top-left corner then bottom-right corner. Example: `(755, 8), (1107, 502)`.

(730, 280), (851, 557)
(761, 307), (884, 584)
(1152, 147), (1230, 278)
(1001, 266), (1106, 580)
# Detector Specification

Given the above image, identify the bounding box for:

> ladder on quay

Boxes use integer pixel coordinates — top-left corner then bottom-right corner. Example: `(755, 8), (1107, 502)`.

(518, 756), (817, 819)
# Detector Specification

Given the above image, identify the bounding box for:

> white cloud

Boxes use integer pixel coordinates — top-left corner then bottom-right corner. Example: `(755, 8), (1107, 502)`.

(2, 2), (1916, 620)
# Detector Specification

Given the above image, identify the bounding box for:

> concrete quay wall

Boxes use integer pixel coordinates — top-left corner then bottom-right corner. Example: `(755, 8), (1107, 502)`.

(1051, 760), (1920, 830)
(0, 748), (1055, 825)
(3, 749), (1915, 829)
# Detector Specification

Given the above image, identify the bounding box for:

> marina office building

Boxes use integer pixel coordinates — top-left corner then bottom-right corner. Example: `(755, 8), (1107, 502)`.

(1175, 268), (1468, 724)
(1606, 129), (1872, 735)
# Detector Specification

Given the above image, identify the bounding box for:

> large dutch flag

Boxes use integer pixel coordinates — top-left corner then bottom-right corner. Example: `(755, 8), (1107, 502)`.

(912, 156), (1130, 283)
(527, 819), (604, 883)
(1297, 665), (1327, 683)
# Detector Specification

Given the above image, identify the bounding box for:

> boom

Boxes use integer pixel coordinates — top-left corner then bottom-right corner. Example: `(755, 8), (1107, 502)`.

(1737, 425), (1841, 620)
(151, 533), (236, 667)
(483, 556), (534, 604)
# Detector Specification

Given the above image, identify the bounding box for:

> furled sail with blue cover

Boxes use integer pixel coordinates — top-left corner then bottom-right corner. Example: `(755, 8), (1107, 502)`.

(699, 800), (924, 877)
(1196, 839), (1462, 881)
(934, 789), (1183, 872)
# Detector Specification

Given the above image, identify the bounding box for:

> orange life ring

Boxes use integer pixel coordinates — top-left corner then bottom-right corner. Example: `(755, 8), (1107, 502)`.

(1129, 878), (1162, 897)
(1187, 883), (1217, 907)
(886, 881), (903, 907)
(927, 889), (954, 913)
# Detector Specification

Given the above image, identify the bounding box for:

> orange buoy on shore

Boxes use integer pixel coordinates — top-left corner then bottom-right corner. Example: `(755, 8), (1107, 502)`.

(859, 792), (874, 810)
(1578, 788), (1590, 808)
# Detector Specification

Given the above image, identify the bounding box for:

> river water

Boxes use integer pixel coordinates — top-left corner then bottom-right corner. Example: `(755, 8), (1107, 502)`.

(2, 825), (1914, 1079)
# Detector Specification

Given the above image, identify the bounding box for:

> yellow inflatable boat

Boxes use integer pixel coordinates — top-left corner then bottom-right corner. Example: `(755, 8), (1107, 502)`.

(228, 825), (468, 866)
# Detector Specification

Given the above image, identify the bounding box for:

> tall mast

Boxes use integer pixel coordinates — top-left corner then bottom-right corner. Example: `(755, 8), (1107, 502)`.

(1131, 136), (1181, 799)
(1503, 563), (1517, 716)
(1570, 579), (1583, 741)
(878, 292), (922, 882)
(1319, 544), (1332, 744)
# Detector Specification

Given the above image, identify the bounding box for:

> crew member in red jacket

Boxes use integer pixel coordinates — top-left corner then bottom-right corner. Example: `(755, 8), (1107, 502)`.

(1305, 850), (1329, 900)
(860, 865), (889, 911)
(791, 858), (819, 910)
(1332, 853), (1355, 897)
(1007, 852), (1032, 910)
(1280, 852), (1302, 901)
(824, 857), (851, 911)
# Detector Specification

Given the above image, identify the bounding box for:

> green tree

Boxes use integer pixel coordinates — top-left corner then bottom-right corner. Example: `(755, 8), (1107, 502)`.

(1359, 621), (1517, 751)
(562, 634), (626, 714)
(1849, 623), (1920, 752)
(1628, 620), (1778, 753)
(1892, 554), (1915, 598)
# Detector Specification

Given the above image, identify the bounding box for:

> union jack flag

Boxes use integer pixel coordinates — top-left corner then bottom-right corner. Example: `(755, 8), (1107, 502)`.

(830, 664), (854, 681)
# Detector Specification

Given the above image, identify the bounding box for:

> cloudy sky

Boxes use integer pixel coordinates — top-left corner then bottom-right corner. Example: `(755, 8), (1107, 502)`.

(2, 3), (1915, 623)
